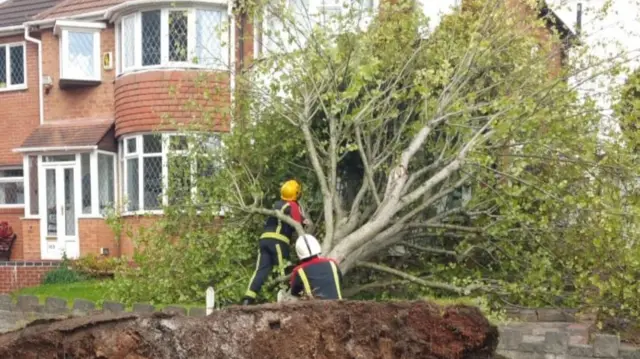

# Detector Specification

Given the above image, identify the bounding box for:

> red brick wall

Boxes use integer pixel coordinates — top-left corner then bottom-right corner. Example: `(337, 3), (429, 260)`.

(0, 35), (41, 166)
(41, 26), (116, 122)
(78, 218), (116, 257)
(0, 261), (59, 294)
(114, 70), (231, 137)
(20, 219), (40, 260)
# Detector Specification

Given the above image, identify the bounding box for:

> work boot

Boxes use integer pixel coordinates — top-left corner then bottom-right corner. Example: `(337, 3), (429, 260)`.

(241, 297), (255, 306)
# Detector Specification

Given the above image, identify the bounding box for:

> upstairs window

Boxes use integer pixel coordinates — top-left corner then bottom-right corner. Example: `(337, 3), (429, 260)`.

(0, 43), (25, 91)
(55, 21), (105, 85)
(119, 7), (229, 73)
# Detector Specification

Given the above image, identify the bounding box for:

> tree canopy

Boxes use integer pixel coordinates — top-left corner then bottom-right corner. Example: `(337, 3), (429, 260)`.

(107, 0), (640, 324)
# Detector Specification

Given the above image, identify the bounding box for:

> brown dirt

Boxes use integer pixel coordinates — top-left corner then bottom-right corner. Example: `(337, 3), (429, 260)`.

(0, 300), (498, 359)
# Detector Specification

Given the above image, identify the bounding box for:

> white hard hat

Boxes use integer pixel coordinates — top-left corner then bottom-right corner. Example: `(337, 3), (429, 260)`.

(295, 234), (322, 260)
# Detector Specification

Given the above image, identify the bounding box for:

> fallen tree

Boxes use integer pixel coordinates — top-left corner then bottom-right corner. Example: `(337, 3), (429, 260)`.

(0, 301), (498, 359)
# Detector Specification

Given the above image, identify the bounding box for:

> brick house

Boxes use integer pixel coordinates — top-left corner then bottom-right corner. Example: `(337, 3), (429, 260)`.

(0, 0), (575, 263)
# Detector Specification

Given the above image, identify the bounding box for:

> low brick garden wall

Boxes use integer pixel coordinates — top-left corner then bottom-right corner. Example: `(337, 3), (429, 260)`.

(498, 329), (639, 359)
(499, 308), (640, 359)
(0, 261), (60, 294)
(0, 294), (207, 333)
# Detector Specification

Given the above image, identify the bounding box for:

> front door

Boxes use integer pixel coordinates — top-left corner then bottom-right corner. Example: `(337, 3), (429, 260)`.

(41, 164), (79, 259)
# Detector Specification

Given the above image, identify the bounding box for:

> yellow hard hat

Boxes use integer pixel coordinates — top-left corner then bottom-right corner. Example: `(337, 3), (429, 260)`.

(281, 180), (302, 201)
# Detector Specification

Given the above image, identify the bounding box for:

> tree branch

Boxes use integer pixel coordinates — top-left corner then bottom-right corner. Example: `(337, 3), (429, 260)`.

(356, 261), (483, 295)
(408, 223), (483, 234)
(403, 243), (457, 257)
(237, 205), (306, 237)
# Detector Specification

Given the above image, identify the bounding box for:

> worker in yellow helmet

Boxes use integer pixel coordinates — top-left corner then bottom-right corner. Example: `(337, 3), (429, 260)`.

(242, 179), (308, 305)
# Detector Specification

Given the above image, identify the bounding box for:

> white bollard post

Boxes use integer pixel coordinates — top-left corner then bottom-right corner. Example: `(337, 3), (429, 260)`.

(206, 286), (215, 315)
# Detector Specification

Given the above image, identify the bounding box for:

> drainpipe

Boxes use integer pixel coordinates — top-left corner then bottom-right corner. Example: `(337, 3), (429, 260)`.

(24, 26), (44, 125)
(576, 3), (583, 38)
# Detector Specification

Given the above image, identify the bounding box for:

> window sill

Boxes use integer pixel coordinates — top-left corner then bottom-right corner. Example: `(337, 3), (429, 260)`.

(121, 210), (164, 217)
(59, 78), (101, 90)
(0, 85), (28, 93)
(117, 64), (230, 78)
(77, 215), (106, 219)
(0, 204), (25, 209)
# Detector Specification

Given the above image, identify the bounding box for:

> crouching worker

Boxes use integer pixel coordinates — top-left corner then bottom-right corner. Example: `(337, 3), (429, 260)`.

(290, 234), (343, 300)
(242, 180), (306, 305)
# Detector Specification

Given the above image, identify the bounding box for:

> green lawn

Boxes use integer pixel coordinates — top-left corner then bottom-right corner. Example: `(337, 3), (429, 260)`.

(13, 280), (112, 307)
(13, 280), (203, 310)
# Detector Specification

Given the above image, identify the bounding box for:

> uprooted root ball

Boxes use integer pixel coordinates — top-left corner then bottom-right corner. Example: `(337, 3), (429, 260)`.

(0, 300), (499, 359)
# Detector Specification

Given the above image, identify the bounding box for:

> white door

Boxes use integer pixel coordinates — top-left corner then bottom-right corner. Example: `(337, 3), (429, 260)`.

(41, 165), (79, 259)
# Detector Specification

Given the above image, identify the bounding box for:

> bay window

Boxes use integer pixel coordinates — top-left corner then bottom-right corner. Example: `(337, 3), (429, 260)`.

(0, 168), (24, 207)
(121, 133), (221, 214)
(119, 7), (229, 73)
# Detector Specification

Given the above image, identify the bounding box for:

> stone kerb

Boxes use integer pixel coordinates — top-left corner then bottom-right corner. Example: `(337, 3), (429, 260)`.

(498, 328), (640, 359)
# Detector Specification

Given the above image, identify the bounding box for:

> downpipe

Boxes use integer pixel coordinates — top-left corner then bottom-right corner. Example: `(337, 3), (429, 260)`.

(24, 26), (44, 125)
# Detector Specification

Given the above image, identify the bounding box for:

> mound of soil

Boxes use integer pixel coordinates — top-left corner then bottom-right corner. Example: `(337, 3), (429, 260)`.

(0, 300), (498, 359)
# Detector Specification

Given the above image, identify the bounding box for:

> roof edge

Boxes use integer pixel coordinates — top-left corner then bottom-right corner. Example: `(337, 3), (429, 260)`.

(104, 0), (228, 21)
(0, 25), (25, 35)
(26, 9), (107, 27)
(12, 145), (98, 153)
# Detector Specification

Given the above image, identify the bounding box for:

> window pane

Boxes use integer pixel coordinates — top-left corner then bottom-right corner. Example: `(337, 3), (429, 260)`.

(141, 10), (161, 66)
(0, 182), (24, 205)
(9, 45), (24, 85)
(64, 168), (76, 236)
(43, 155), (76, 162)
(196, 10), (226, 67)
(169, 11), (189, 62)
(168, 155), (191, 205)
(46, 169), (56, 236)
(127, 158), (139, 211)
(0, 47), (6, 87)
(81, 153), (91, 214)
(98, 153), (115, 213)
(143, 134), (162, 153)
(67, 32), (95, 79)
(122, 15), (136, 68)
(169, 135), (188, 151)
(143, 156), (162, 209)
(29, 156), (38, 215)
(126, 137), (137, 154)
(0, 169), (23, 177)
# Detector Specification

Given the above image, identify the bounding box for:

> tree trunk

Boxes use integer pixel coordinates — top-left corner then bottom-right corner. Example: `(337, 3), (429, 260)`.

(0, 301), (499, 359)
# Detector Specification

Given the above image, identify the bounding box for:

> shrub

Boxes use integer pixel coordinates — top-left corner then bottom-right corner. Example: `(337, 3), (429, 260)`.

(105, 222), (257, 306)
(71, 253), (122, 278)
(43, 254), (86, 284)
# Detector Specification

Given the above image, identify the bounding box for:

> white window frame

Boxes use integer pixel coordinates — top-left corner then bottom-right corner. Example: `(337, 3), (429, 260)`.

(0, 167), (24, 208)
(96, 150), (117, 216)
(55, 21), (105, 82)
(117, 6), (230, 75)
(0, 42), (27, 92)
(120, 132), (222, 215)
(121, 134), (164, 215)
